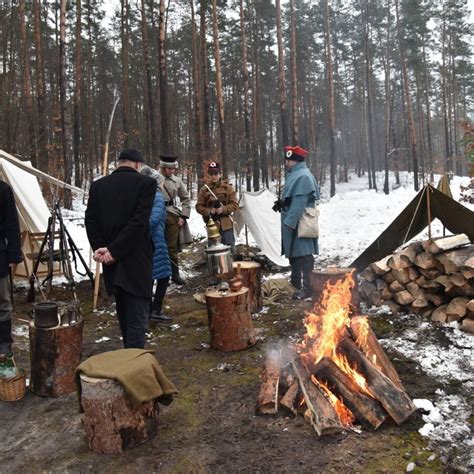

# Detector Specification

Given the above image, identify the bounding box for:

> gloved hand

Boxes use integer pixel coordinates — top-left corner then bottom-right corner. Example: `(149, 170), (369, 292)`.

(272, 199), (284, 213)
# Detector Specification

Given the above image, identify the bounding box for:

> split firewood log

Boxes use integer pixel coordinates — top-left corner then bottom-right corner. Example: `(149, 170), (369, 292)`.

(407, 267), (420, 281)
(393, 290), (415, 306)
(382, 272), (395, 284)
(385, 300), (402, 314)
(411, 293), (429, 309)
(426, 293), (446, 307)
(370, 256), (391, 275)
(388, 280), (405, 294)
(406, 282), (423, 299)
(391, 268), (412, 285)
(361, 268), (377, 282)
(460, 267), (474, 280)
(460, 318), (474, 334)
(466, 299), (474, 318)
(422, 234), (470, 254)
(449, 273), (467, 287)
(418, 268), (442, 280)
(256, 353), (281, 415)
(422, 308), (434, 319)
(387, 243), (421, 270)
(446, 297), (469, 322)
(431, 305), (448, 323)
(279, 380), (300, 416)
(436, 246), (474, 275)
(415, 252), (440, 270)
(435, 275), (454, 293)
(416, 275), (442, 290)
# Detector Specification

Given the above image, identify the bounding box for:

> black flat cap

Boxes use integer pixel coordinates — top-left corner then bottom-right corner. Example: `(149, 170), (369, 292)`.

(119, 149), (144, 162)
(159, 155), (179, 163)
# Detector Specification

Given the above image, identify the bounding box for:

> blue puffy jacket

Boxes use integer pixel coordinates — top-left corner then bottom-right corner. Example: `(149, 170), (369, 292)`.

(150, 191), (171, 279)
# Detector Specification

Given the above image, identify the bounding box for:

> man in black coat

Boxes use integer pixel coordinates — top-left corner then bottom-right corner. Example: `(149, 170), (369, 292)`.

(0, 180), (23, 356)
(85, 149), (156, 349)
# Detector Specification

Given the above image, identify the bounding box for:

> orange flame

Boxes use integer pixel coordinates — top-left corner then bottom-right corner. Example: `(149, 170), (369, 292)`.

(299, 272), (375, 425)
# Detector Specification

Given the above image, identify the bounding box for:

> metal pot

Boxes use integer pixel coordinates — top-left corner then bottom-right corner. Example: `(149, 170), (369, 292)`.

(205, 244), (233, 277)
(33, 301), (59, 328)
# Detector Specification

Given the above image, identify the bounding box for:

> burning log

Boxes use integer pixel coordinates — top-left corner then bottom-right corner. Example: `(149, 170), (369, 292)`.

(291, 359), (343, 436)
(314, 357), (387, 430)
(337, 337), (416, 425)
(349, 316), (404, 390)
(256, 352), (281, 415)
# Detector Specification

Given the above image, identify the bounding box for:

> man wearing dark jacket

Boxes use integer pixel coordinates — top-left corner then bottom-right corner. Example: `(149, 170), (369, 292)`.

(0, 180), (23, 356)
(85, 149), (156, 349)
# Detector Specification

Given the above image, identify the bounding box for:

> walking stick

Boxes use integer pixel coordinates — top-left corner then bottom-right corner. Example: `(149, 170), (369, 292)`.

(92, 90), (120, 311)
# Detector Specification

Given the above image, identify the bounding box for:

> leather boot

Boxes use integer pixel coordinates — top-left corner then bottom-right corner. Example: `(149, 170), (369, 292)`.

(301, 255), (314, 299)
(289, 257), (302, 291)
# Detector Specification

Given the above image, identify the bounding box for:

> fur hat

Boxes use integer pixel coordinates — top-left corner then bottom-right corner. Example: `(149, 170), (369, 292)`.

(140, 165), (163, 188)
(118, 149), (144, 162)
(207, 161), (221, 173)
(159, 155), (179, 169)
(283, 146), (308, 162)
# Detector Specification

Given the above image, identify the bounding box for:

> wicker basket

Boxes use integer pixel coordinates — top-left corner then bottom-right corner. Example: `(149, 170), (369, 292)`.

(0, 358), (26, 402)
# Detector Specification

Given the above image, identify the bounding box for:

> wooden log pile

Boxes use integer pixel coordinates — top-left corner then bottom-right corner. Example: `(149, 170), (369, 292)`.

(359, 235), (474, 334)
(256, 317), (416, 435)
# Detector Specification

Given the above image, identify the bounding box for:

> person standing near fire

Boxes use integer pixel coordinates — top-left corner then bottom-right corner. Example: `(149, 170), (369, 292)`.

(273, 146), (319, 300)
(85, 149), (156, 349)
(159, 155), (192, 286)
(196, 161), (239, 249)
(0, 179), (22, 358)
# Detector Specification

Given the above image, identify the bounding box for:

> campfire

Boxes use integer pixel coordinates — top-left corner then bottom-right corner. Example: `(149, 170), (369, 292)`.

(257, 272), (416, 435)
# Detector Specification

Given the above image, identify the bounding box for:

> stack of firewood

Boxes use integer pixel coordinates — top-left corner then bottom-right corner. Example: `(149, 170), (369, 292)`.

(359, 234), (474, 334)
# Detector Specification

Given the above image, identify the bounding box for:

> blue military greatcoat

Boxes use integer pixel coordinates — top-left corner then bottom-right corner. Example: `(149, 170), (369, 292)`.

(281, 162), (320, 258)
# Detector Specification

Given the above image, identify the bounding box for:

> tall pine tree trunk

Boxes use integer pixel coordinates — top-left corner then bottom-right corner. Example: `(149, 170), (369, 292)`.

(190, 0), (203, 183)
(211, 0), (227, 177)
(289, 0), (298, 144)
(200, 0), (211, 156)
(33, 0), (47, 170)
(121, 0), (130, 148)
(240, 0), (252, 191)
(383, 0), (391, 195)
(325, 0), (336, 197)
(158, 0), (170, 154)
(275, 0), (289, 146)
(73, 0), (82, 187)
(396, 0), (419, 191)
(19, 0), (36, 167)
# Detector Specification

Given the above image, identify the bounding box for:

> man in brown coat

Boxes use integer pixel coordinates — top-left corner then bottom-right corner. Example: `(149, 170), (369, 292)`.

(196, 162), (239, 248)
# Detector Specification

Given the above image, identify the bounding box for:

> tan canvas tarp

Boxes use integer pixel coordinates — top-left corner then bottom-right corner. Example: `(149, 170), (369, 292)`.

(351, 184), (474, 270)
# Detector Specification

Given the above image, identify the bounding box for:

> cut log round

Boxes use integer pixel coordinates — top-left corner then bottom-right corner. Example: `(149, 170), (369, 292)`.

(382, 272), (395, 284)
(205, 287), (256, 352)
(310, 267), (360, 312)
(29, 316), (83, 397)
(387, 244), (420, 270)
(370, 256), (391, 276)
(388, 280), (405, 294)
(449, 273), (467, 287)
(416, 275), (442, 290)
(391, 268), (412, 285)
(337, 337), (416, 425)
(415, 252), (441, 270)
(436, 246), (473, 274)
(314, 358), (387, 430)
(418, 268), (442, 280)
(80, 374), (160, 454)
(256, 352), (281, 415)
(232, 261), (262, 313)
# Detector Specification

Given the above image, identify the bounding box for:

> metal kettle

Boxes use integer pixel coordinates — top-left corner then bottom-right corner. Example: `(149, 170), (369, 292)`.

(33, 301), (59, 328)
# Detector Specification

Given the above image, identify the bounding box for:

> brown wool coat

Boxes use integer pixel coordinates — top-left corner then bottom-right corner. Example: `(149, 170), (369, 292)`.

(196, 180), (239, 231)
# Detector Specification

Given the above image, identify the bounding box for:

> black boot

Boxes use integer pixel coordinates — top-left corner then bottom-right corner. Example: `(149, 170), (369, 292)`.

(289, 257), (302, 291)
(150, 278), (172, 322)
(0, 319), (13, 355)
(171, 267), (185, 285)
(301, 255), (314, 299)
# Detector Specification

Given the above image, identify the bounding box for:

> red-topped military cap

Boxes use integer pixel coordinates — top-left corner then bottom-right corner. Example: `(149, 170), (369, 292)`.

(283, 146), (308, 162)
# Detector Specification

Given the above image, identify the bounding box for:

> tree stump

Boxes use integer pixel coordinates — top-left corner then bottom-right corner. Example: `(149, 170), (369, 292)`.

(205, 287), (256, 352)
(29, 310), (83, 397)
(232, 261), (262, 313)
(80, 374), (160, 454)
(310, 267), (360, 312)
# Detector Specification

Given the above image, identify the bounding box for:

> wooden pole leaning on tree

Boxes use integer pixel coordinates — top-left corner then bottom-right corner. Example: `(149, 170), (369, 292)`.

(92, 92), (120, 311)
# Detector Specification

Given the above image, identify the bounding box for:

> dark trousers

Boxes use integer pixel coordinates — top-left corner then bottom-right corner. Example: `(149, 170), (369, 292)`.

(165, 213), (180, 271)
(0, 275), (12, 354)
(152, 277), (170, 315)
(289, 255), (314, 292)
(220, 228), (235, 249)
(115, 288), (150, 349)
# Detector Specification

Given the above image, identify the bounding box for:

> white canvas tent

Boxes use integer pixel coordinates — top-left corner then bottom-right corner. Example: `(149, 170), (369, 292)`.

(234, 189), (289, 267)
(0, 150), (84, 279)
